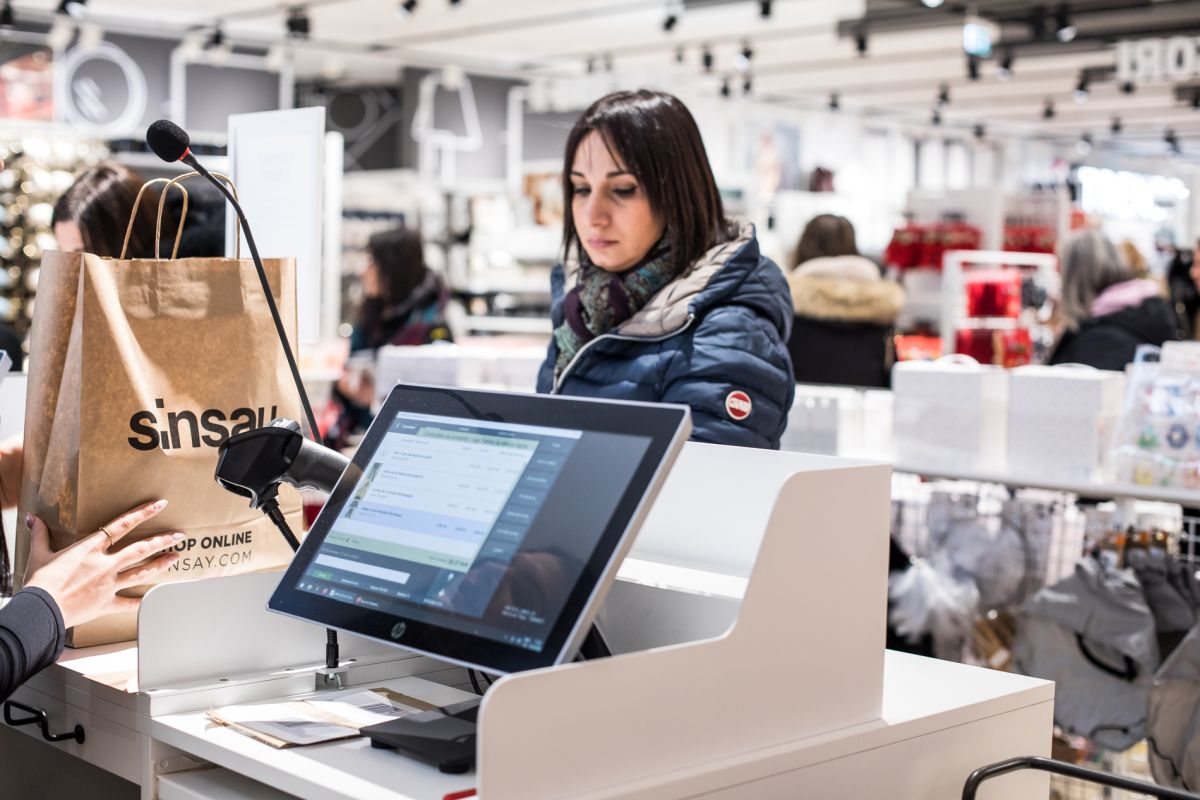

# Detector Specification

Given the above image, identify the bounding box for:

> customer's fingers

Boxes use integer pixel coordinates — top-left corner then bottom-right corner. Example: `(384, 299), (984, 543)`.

(24, 513), (49, 561)
(94, 500), (168, 550)
(112, 532), (185, 570)
(115, 549), (180, 588)
(106, 595), (141, 615)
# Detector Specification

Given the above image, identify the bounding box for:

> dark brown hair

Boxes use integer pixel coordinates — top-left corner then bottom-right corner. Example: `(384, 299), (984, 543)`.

(52, 161), (161, 258)
(561, 90), (728, 277)
(793, 214), (858, 268)
(366, 227), (429, 309)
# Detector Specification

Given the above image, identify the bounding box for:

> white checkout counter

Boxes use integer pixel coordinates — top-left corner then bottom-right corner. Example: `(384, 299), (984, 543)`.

(0, 443), (1053, 799)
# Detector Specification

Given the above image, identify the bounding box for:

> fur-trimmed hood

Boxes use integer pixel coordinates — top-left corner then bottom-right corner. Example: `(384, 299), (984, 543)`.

(788, 256), (905, 325)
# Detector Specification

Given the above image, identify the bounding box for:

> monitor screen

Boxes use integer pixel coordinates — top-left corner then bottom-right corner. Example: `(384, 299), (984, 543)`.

(269, 385), (690, 673)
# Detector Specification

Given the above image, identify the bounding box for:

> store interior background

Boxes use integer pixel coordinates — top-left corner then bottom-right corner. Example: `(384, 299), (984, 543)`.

(1, 2), (1200, 795)
(0, 0), (1195, 358)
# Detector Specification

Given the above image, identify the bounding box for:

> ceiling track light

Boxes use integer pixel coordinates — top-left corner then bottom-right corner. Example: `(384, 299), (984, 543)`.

(286, 7), (311, 40)
(662, 13), (678, 33)
(974, 124), (986, 140)
(735, 41), (753, 73)
(720, 78), (731, 98)
(1076, 132), (1093, 156)
(56, 0), (87, 18)
(397, 0), (417, 17)
(1165, 129), (1181, 155)
(1192, 93), (1200, 111)
(603, 52), (613, 72)
(742, 76), (752, 96)
(931, 108), (942, 126)
(449, 0), (462, 6)
(937, 83), (950, 108)
(1030, 6), (1048, 40)
(1120, 81), (1136, 95)
(966, 55), (980, 81)
(1055, 3), (1077, 43)
(205, 24), (225, 50)
(759, 0), (772, 19)
(0, 1), (14, 28)
(674, 45), (685, 64)
(701, 45), (713, 73)
(585, 56), (595, 74)
(829, 92), (840, 111)
(998, 48), (1014, 80)
(1074, 73), (1089, 103)
(1110, 116), (1122, 135)
(855, 29), (868, 57)
(1043, 98), (1055, 120)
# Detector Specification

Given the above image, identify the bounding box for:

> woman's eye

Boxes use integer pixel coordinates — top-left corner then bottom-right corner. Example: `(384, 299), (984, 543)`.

(613, 186), (637, 198)
(572, 186), (591, 197)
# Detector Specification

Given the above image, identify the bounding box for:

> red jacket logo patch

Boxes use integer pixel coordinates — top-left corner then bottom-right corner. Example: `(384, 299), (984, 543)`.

(725, 390), (752, 421)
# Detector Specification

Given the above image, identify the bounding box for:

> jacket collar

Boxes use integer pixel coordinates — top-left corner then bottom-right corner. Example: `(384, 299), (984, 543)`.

(560, 222), (759, 338)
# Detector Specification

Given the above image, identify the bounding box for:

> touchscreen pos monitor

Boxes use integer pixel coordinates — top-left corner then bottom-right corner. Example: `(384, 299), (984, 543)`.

(268, 384), (690, 675)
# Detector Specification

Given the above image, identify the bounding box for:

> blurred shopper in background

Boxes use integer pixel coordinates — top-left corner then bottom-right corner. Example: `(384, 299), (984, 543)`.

(53, 161), (160, 258)
(324, 227), (452, 449)
(786, 214), (904, 388)
(1048, 230), (1180, 370)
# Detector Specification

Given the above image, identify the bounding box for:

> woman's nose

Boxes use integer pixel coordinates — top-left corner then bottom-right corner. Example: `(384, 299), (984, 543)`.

(582, 194), (609, 227)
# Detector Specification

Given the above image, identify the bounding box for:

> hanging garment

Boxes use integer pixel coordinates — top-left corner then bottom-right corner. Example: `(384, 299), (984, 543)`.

(1147, 620), (1200, 790)
(1013, 558), (1159, 751)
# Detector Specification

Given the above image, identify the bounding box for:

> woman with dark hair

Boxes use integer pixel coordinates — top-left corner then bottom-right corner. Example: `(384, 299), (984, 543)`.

(786, 214), (904, 388)
(52, 161), (161, 258)
(537, 90), (794, 448)
(325, 227), (452, 448)
(352, 227), (451, 351)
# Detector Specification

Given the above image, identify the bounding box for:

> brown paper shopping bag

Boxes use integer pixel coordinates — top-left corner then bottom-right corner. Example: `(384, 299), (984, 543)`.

(17, 174), (304, 647)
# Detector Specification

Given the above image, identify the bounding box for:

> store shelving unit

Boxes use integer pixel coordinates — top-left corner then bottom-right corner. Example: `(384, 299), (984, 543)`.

(892, 462), (1199, 507)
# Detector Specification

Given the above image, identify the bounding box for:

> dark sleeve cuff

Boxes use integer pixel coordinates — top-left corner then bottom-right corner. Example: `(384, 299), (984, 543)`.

(6, 587), (67, 667)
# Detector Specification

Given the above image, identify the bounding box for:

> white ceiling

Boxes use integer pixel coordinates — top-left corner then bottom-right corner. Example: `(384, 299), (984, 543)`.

(13, 0), (1200, 159)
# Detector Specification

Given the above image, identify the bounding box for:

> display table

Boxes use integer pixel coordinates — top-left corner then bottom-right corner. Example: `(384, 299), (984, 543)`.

(0, 444), (1053, 799)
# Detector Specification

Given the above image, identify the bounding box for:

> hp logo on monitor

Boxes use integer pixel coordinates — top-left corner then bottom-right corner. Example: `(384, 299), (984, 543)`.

(390, 622), (407, 640)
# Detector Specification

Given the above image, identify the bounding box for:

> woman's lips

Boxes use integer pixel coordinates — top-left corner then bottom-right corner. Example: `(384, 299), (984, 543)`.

(587, 238), (617, 250)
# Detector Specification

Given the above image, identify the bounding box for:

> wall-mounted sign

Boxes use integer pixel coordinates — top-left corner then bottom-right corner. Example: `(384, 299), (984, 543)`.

(1116, 37), (1200, 85)
(56, 41), (148, 133)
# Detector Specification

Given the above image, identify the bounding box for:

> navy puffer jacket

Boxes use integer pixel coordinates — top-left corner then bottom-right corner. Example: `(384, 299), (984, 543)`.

(536, 224), (795, 449)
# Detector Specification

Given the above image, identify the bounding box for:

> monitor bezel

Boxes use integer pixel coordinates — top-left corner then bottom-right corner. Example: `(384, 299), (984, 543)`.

(267, 384), (690, 674)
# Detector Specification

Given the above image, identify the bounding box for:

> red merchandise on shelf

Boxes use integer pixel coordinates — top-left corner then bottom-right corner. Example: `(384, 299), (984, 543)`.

(965, 270), (1022, 318)
(884, 222), (924, 270)
(885, 220), (982, 271)
(894, 334), (943, 362)
(954, 327), (1033, 367)
(1003, 224), (1056, 254)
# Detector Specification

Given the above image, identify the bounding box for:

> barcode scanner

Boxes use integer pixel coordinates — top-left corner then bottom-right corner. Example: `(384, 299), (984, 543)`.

(215, 419), (351, 674)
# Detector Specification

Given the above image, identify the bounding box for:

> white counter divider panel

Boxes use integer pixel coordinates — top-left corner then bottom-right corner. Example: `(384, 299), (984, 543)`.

(476, 444), (892, 799)
(138, 571), (408, 693)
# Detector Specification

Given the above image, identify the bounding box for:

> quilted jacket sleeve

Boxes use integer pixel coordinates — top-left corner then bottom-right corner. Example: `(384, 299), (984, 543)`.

(659, 304), (794, 449)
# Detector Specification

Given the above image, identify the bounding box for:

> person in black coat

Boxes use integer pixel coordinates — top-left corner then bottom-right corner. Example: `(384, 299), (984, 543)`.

(1047, 230), (1181, 370)
(786, 215), (905, 388)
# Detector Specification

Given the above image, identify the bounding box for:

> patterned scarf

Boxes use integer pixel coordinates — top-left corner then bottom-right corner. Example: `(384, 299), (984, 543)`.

(554, 239), (675, 379)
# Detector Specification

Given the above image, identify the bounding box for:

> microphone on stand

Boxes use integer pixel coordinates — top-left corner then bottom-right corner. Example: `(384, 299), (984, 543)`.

(145, 119), (321, 444)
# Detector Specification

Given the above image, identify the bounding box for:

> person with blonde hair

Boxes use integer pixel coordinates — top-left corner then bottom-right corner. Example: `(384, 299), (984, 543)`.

(1047, 230), (1179, 370)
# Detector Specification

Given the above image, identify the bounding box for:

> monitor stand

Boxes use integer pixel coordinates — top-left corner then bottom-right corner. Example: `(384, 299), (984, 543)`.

(361, 625), (612, 773)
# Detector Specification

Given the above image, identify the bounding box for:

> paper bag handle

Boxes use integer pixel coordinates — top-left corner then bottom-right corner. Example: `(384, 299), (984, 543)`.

(121, 178), (189, 260)
(157, 171), (243, 259)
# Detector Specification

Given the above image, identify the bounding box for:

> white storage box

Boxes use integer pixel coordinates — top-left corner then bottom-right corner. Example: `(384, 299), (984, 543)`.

(1007, 365), (1125, 483)
(782, 385), (894, 460)
(892, 358), (1009, 472)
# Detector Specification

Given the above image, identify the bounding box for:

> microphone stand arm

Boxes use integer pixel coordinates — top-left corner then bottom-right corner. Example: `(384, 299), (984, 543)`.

(184, 155), (321, 443)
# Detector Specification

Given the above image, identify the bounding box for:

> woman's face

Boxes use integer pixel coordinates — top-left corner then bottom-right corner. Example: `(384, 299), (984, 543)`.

(54, 221), (84, 253)
(362, 258), (381, 299)
(570, 131), (664, 273)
